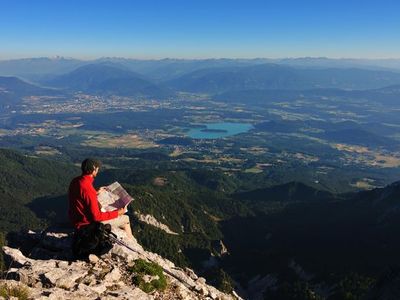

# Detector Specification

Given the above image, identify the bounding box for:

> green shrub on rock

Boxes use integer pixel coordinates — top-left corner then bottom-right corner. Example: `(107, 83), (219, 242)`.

(129, 259), (167, 293)
(0, 282), (30, 300)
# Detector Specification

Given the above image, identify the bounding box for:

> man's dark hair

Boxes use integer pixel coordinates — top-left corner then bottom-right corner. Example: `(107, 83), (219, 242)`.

(81, 158), (101, 174)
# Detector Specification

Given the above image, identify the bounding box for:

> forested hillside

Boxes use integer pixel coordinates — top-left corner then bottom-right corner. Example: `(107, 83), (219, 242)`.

(0, 149), (78, 232)
(0, 149), (78, 270)
(1, 148), (400, 298)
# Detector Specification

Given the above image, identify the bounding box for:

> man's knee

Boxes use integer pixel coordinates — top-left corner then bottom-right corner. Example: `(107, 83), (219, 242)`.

(121, 214), (130, 225)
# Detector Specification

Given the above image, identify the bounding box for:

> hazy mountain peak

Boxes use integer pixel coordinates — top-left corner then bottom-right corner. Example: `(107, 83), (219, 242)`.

(46, 63), (173, 98)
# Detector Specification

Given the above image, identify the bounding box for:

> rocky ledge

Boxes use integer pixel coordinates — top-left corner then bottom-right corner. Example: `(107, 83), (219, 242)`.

(1, 227), (239, 300)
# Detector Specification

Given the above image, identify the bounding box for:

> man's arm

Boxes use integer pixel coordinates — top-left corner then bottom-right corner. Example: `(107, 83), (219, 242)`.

(82, 188), (119, 222)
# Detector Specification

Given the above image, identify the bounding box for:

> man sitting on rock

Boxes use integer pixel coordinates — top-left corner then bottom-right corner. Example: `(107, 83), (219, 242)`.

(68, 158), (134, 239)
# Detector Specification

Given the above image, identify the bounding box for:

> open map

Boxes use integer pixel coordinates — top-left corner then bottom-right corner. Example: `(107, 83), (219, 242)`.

(98, 181), (134, 212)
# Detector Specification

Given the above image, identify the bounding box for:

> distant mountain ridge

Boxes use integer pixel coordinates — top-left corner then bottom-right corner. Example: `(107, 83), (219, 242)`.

(167, 64), (305, 93)
(0, 76), (59, 105)
(169, 64), (400, 93)
(214, 83), (400, 105)
(1, 56), (400, 83)
(2, 57), (400, 96)
(46, 63), (174, 98)
(0, 57), (84, 81)
(0, 76), (50, 94)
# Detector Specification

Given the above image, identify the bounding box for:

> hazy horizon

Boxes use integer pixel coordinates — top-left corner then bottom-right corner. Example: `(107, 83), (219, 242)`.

(1, 0), (399, 60)
(1, 55), (400, 62)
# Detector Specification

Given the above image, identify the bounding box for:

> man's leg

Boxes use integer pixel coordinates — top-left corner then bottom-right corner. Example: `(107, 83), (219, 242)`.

(121, 219), (133, 239)
(102, 215), (133, 239)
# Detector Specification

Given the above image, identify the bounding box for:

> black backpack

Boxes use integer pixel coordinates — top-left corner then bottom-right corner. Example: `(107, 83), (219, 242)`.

(72, 222), (115, 259)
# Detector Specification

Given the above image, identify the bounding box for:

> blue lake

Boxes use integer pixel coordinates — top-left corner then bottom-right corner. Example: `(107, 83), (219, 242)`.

(186, 122), (254, 139)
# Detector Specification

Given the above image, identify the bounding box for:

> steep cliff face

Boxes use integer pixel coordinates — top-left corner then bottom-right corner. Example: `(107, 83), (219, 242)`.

(1, 227), (239, 300)
(135, 212), (179, 235)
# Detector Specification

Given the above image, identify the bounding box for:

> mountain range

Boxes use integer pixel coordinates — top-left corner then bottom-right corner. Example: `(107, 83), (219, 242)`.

(1, 56), (400, 77)
(0, 76), (60, 106)
(1, 56), (400, 85)
(214, 84), (400, 105)
(2, 59), (400, 99)
(0, 57), (83, 81)
(168, 63), (400, 93)
(55, 62), (400, 96)
(45, 63), (174, 98)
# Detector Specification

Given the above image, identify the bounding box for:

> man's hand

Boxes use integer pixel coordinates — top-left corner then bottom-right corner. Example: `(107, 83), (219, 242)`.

(97, 186), (107, 195)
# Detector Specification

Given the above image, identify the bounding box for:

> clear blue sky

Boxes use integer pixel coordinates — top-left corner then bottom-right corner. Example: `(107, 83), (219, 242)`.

(1, 0), (399, 59)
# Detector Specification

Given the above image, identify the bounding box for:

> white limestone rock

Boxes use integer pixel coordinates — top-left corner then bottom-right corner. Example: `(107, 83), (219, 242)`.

(1, 227), (239, 300)
(104, 267), (121, 283)
(2, 247), (32, 267)
(88, 254), (99, 264)
(135, 212), (179, 235)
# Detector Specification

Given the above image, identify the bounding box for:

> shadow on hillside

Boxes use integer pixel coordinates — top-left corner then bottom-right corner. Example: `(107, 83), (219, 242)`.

(27, 194), (69, 225)
(3, 195), (76, 262)
(220, 198), (400, 282)
(5, 224), (75, 264)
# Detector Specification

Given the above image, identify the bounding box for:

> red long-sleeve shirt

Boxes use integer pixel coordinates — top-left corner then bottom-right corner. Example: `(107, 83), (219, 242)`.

(68, 174), (118, 229)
